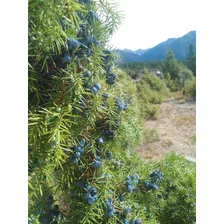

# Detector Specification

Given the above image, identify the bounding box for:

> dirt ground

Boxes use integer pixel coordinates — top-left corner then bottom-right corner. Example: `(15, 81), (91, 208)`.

(137, 97), (196, 161)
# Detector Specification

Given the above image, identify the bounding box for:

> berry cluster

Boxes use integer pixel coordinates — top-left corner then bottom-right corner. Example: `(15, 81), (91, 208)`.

(144, 170), (163, 191)
(114, 97), (131, 112)
(96, 94), (120, 141)
(102, 50), (118, 85)
(130, 218), (142, 224)
(84, 185), (98, 205)
(67, 37), (81, 51)
(88, 10), (100, 22)
(45, 10), (117, 90)
(91, 156), (101, 168)
(104, 198), (115, 217)
(82, 70), (101, 94)
(125, 173), (139, 192)
(71, 139), (86, 164)
(150, 169), (163, 182)
(121, 207), (132, 223)
(144, 182), (158, 191)
(91, 83), (101, 94)
(106, 69), (117, 85)
(125, 175), (136, 193)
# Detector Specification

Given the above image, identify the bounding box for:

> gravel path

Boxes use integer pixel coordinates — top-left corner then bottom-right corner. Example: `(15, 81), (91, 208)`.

(137, 99), (196, 161)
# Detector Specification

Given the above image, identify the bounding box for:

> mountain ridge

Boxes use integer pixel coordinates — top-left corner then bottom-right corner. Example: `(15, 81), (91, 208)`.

(117, 31), (196, 63)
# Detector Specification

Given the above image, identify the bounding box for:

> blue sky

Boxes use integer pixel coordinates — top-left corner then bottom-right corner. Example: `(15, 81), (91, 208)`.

(109, 0), (196, 50)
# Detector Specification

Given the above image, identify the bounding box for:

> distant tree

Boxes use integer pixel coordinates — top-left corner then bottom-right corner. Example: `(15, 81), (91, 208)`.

(119, 61), (163, 78)
(186, 44), (196, 76)
(179, 63), (194, 95)
(162, 50), (181, 80)
(164, 73), (181, 91)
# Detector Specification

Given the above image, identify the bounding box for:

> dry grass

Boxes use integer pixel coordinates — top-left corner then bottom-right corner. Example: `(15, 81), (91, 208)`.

(178, 99), (186, 104)
(137, 143), (160, 160)
(164, 91), (183, 101)
(137, 99), (196, 161)
(161, 138), (173, 147)
(172, 114), (196, 126)
(143, 128), (160, 143)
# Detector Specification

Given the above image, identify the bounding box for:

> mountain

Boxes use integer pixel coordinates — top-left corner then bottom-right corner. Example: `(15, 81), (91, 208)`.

(117, 31), (196, 63)
(116, 49), (141, 62)
(134, 49), (149, 55)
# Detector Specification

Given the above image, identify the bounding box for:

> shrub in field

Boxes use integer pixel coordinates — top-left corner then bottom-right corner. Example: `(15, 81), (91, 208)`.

(136, 80), (163, 119)
(125, 69), (139, 80)
(164, 73), (180, 92)
(142, 103), (160, 120)
(185, 79), (196, 100)
(179, 64), (194, 86)
(148, 91), (164, 104)
(137, 80), (164, 104)
(151, 153), (196, 224)
(164, 63), (195, 93)
(142, 69), (165, 92)
(162, 50), (181, 81)
(122, 68), (165, 120)
(143, 129), (160, 144)
(28, 0), (195, 223)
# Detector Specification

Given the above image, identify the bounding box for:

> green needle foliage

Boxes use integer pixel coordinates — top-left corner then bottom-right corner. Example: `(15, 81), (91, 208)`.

(28, 1), (196, 224)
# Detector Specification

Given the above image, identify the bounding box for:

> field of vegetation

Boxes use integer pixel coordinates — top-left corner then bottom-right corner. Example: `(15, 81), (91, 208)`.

(28, 0), (196, 223)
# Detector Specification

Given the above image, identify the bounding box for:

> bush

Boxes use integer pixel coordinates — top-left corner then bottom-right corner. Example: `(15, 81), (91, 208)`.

(142, 69), (165, 92)
(137, 81), (164, 104)
(126, 69), (139, 79)
(120, 69), (165, 120)
(162, 50), (181, 80)
(141, 103), (160, 120)
(148, 90), (164, 104)
(28, 1), (195, 223)
(164, 73), (182, 92)
(154, 153), (196, 224)
(143, 128), (160, 143)
(136, 81), (163, 120)
(164, 63), (195, 93)
(185, 79), (196, 100)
